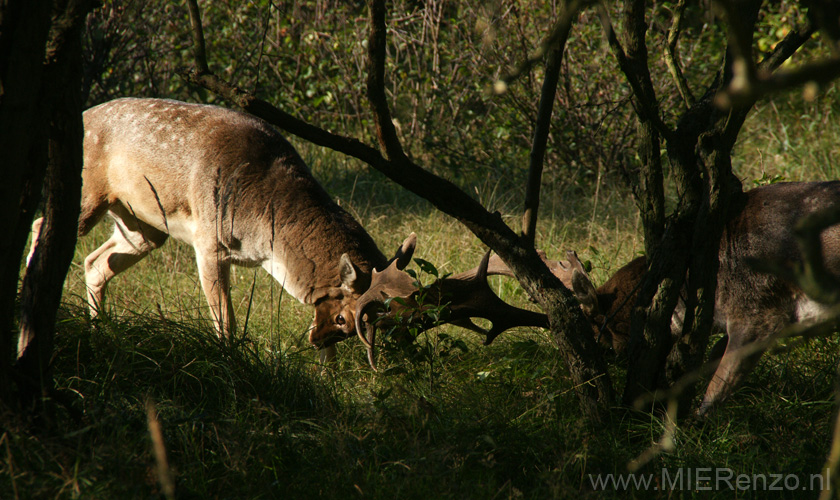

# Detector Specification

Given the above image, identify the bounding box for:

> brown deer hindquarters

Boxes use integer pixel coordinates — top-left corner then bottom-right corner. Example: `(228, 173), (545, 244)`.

(563, 181), (840, 414)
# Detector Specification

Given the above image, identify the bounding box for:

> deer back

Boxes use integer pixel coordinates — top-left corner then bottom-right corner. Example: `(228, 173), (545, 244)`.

(82, 98), (386, 303)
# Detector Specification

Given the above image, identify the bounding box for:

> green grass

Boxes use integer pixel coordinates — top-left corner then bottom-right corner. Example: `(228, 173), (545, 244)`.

(4, 92), (840, 498)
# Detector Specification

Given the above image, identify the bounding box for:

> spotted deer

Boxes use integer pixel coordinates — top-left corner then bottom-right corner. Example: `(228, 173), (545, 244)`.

(27, 97), (540, 364)
(563, 181), (840, 414)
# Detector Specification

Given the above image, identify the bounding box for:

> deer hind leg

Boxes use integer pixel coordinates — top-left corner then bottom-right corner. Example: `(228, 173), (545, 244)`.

(83, 206), (169, 317)
(697, 320), (775, 416)
(27, 187), (112, 267)
(194, 243), (236, 337)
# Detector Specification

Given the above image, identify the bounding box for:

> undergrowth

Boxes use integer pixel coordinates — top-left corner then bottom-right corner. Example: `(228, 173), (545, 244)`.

(3, 302), (836, 499)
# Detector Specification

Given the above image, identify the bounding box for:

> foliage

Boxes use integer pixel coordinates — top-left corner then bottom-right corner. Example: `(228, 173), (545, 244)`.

(82, 1), (638, 194)
(377, 258), (470, 388)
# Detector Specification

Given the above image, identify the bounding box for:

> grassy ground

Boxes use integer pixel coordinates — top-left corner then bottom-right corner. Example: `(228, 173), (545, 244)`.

(3, 91), (840, 499)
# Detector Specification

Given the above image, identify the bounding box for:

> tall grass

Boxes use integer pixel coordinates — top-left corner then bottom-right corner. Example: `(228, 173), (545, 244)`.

(3, 91), (840, 498)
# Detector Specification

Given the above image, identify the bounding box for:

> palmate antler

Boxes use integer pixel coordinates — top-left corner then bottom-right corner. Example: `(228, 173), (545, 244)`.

(354, 249), (549, 370)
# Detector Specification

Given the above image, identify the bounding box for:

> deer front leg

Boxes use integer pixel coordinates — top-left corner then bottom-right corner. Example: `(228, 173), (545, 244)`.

(195, 245), (236, 337)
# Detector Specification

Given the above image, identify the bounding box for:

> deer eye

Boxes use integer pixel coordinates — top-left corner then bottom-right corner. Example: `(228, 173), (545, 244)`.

(336, 314), (346, 326)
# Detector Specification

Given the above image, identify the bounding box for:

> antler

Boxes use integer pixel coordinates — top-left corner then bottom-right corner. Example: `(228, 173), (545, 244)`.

(434, 250), (549, 343)
(354, 249), (549, 371)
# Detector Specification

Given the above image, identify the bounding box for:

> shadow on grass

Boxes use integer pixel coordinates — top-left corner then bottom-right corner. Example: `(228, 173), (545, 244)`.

(2, 305), (838, 499)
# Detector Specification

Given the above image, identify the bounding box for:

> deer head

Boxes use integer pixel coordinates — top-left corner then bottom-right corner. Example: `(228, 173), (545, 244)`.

(353, 246), (549, 370)
(309, 233), (417, 350)
(482, 248), (642, 352)
(560, 253), (646, 352)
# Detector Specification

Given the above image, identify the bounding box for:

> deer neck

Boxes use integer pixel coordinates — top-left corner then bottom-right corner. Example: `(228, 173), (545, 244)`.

(247, 168), (386, 304)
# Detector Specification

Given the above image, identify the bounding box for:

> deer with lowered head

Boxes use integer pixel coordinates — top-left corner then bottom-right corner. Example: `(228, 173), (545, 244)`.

(549, 181), (840, 415)
(26, 97), (543, 364)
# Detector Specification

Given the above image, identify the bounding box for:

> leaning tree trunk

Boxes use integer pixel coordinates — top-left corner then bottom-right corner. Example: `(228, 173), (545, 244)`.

(182, 0), (616, 421)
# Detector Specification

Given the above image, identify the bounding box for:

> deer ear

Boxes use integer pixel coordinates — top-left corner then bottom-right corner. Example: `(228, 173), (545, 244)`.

(571, 269), (600, 316)
(339, 253), (364, 292)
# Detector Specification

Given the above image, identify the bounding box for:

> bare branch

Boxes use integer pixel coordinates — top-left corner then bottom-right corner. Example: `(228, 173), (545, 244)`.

(499, 0), (586, 88)
(522, 1), (579, 245)
(627, 400), (677, 472)
(718, 55), (840, 108)
(820, 405), (840, 500)
(758, 21), (816, 73)
(664, 0), (694, 109)
(715, 12), (824, 109)
(596, 2), (674, 141)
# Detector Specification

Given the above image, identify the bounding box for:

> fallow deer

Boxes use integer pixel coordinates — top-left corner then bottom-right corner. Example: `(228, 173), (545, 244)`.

(26, 97), (541, 365)
(562, 181), (840, 414)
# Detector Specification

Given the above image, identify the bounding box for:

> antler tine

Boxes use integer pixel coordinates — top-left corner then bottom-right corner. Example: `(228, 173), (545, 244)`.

(454, 249), (577, 291)
(449, 252), (514, 280)
(355, 256), (420, 371)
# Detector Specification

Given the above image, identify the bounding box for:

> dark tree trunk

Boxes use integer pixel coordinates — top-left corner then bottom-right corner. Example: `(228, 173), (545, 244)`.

(16, 0), (90, 406)
(615, 0), (775, 413)
(0, 0), (55, 404)
(0, 0), (93, 409)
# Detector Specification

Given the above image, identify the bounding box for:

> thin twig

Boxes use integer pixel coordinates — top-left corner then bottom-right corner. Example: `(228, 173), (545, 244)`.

(664, 0), (694, 108)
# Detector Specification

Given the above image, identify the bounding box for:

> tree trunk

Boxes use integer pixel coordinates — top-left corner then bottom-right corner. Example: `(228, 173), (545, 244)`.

(614, 0), (765, 412)
(16, 0), (90, 406)
(0, 0), (55, 404)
